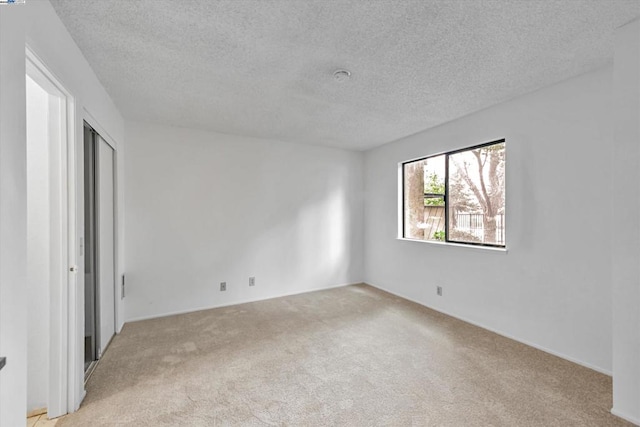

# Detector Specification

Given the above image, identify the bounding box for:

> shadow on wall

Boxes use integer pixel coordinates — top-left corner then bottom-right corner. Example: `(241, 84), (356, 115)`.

(237, 162), (355, 293)
(124, 127), (363, 320)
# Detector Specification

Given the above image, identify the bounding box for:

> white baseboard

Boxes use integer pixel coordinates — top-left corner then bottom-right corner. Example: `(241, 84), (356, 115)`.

(365, 281), (612, 377)
(126, 282), (360, 323)
(26, 408), (47, 418)
(611, 407), (640, 426)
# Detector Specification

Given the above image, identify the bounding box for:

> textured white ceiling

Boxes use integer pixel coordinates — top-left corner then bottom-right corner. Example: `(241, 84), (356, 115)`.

(50, 0), (640, 151)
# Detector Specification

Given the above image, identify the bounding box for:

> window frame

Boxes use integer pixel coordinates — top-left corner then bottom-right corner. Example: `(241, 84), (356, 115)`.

(401, 138), (506, 249)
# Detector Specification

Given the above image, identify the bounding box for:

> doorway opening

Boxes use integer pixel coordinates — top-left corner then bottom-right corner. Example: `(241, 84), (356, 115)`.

(26, 50), (74, 420)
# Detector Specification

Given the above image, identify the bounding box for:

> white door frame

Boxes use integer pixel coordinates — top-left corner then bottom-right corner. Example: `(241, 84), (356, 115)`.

(25, 46), (78, 418)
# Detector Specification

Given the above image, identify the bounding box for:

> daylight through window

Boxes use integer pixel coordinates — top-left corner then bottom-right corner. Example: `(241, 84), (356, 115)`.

(402, 140), (505, 247)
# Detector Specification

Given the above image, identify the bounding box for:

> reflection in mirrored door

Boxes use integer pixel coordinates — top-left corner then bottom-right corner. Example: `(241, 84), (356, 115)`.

(84, 123), (98, 374)
(84, 123), (116, 378)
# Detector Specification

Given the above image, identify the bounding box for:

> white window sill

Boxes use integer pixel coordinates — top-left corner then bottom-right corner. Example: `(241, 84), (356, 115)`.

(396, 237), (508, 253)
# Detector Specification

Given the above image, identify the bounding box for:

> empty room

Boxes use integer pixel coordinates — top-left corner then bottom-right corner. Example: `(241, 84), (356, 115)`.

(1, 0), (640, 426)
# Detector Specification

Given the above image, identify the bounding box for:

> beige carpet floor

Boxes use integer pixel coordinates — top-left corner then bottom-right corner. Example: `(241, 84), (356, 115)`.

(57, 284), (630, 426)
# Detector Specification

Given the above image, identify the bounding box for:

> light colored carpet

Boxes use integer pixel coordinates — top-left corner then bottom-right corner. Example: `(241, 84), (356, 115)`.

(58, 284), (630, 426)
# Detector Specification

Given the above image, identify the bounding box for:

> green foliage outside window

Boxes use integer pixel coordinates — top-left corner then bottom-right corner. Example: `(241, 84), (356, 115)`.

(424, 172), (445, 206)
(433, 230), (445, 241)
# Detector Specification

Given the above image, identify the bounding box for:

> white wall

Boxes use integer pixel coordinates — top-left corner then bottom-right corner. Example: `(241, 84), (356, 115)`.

(611, 18), (640, 425)
(0, 5), (28, 427)
(364, 66), (614, 374)
(26, 75), (51, 413)
(124, 122), (363, 321)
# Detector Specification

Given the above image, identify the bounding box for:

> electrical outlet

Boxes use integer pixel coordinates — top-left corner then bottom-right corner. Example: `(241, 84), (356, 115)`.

(249, 276), (255, 286)
(220, 282), (227, 291)
(437, 286), (443, 296)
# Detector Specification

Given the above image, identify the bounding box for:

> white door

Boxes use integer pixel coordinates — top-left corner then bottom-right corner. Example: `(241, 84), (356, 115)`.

(97, 137), (115, 354)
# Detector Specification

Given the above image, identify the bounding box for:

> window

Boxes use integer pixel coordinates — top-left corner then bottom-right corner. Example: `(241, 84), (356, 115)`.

(402, 140), (505, 247)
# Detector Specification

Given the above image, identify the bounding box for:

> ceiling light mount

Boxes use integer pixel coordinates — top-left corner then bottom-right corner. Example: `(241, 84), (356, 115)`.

(333, 69), (351, 82)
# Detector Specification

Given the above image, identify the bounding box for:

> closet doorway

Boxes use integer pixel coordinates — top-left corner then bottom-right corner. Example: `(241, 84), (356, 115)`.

(83, 123), (116, 377)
